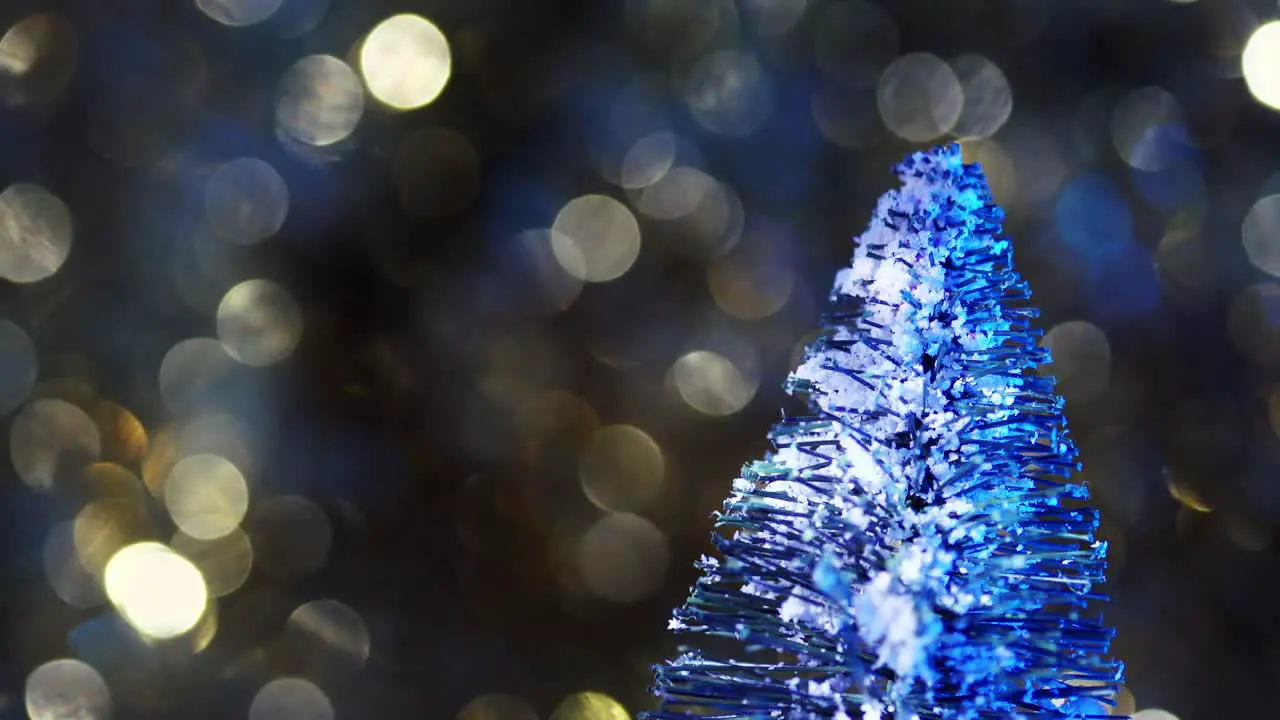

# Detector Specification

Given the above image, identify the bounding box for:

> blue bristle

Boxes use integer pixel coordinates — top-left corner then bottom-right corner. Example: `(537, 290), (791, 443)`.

(643, 144), (1124, 720)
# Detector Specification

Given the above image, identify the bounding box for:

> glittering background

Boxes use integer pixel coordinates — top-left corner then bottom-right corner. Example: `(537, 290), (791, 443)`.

(1, 1), (1278, 719)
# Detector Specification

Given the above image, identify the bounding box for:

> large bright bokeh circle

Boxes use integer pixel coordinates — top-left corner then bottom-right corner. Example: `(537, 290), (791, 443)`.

(360, 14), (451, 111)
(104, 542), (208, 639)
(1243, 21), (1280, 110)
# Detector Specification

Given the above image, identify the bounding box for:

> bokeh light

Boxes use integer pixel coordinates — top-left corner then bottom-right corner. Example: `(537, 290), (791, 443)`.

(1041, 321), (1112, 405)
(578, 512), (668, 603)
(276, 54), (364, 147)
(549, 691), (630, 720)
(1114, 687), (1137, 715)
(1242, 194), (1280, 277)
(707, 250), (793, 320)
(94, 402), (149, 468)
(620, 132), (676, 190)
(171, 528), (254, 597)
(205, 157), (290, 246)
(24, 658), (111, 720)
(1166, 472), (1211, 513)
(684, 50), (773, 137)
(44, 521), (105, 609)
(1111, 86), (1184, 171)
(578, 425), (664, 513)
(877, 52), (962, 142)
(249, 677), (334, 720)
(458, 693), (539, 720)
(0, 183), (73, 284)
(636, 166), (713, 221)
(158, 338), (236, 415)
(11, 398), (101, 492)
(0, 319), (38, 415)
(1055, 173), (1133, 257)
(104, 542), (209, 639)
(360, 14), (452, 111)
(74, 498), (149, 575)
(196, 0), (283, 27)
(286, 599), (372, 667)
(551, 195), (642, 283)
(78, 462), (147, 505)
(949, 55), (1012, 140)
(510, 229), (586, 314)
(164, 454), (250, 540)
(0, 13), (78, 107)
(216, 279), (304, 366)
(1132, 710), (1180, 720)
(1242, 21), (1280, 111)
(669, 349), (759, 416)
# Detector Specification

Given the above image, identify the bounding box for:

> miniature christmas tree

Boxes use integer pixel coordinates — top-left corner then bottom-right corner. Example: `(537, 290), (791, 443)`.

(645, 144), (1123, 720)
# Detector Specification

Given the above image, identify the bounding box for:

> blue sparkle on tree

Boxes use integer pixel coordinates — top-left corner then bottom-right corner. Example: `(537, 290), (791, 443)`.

(644, 144), (1124, 720)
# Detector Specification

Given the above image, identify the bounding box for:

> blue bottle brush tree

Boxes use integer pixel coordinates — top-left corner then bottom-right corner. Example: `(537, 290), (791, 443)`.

(644, 144), (1124, 720)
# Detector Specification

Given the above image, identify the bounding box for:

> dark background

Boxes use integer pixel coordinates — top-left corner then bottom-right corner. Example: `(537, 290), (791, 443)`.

(1, 0), (1277, 718)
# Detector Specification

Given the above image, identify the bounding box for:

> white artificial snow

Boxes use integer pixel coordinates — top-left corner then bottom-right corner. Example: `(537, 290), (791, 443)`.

(853, 572), (927, 678)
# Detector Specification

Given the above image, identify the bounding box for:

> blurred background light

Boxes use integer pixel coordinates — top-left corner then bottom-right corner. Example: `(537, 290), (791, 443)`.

(170, 528), (254, 597)
(1243, 21), (1280, 110)
(619, 132), (676, 190)
(249, 677), (334, 720)
(876, 52), (962, 142)
(360, 14), (452, 111)
(550, 691), (630, 720)
(24, 658), (111, 720)
(683, 50), (773, 137)
(577, 512), (668, 604)
(578, 424), (665, 514)
(11, 398), (101, 492)
(0, 183), (73, 284)
(551, 194), (642, 283)
(205, 157), (290, 246)
(44, 521), (105, 609)
(948, 55), (1012, 140)
(1132, 710), (1181, 720)
(158, 338), (237, 415)
(276, 54), (364, 147)
(163, 454), (250, 540)
(669, 349), (759, 416)
(216, 279), (304, 366)
(285, 599), (372, 667)
(1041, 320), (1112, 405)
(73, 498), (149, 576)
(103, 542), (209, 639)
(0, 13), (78, 107)
(458, 693), (539, 720)
(1243, 194), (1280, 277)
(0, 319), (37, 415)
(1111, 86), (1185, 172)
(196, 0), (283, 27)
